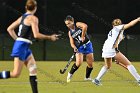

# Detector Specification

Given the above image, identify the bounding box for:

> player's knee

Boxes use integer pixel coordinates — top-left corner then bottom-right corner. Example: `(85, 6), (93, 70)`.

(12, 72), (21, 78)
(105, 63), (112, 69)
(87, 60), (93, 66)
(76, 61), (82, 67)
(76, 63), (81, 67)
(29, 64), (37, 75)
(87, 63), (93, 68)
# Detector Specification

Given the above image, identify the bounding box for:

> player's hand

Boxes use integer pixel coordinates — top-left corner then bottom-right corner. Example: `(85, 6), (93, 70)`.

(81, 37), (85, 42)
(137, 17), (140, 21)
(74, 47), (78, 52)
(50, 34), (59, 41)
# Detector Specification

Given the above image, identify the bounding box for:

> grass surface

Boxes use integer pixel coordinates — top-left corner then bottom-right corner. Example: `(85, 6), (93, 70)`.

(0, 61), (140, 93)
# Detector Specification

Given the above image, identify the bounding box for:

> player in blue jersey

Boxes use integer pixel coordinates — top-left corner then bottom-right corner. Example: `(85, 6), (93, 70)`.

(64, 15), (94, 82)
(0, 0), (58, 93)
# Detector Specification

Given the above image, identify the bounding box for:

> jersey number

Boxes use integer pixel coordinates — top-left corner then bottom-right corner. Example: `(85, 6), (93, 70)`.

(75, 36), (82, 43)
(108, 30), (112, 37)
(18, 24), (23, 36)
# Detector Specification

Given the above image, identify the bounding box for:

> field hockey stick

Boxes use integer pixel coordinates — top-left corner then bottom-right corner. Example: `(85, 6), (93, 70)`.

(115, 60), (128, 70)
(59, 42), (84, 74)
(60, 52), (76, 74)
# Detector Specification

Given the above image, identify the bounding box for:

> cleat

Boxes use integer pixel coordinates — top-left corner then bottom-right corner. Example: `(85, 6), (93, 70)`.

(84, 77), (92, 81)
(67, 72), (73, 83)
(92, 79), (102, 86)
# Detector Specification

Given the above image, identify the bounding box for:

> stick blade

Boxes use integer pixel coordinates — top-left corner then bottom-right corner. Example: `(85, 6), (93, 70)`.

(60, 69), (65, 74)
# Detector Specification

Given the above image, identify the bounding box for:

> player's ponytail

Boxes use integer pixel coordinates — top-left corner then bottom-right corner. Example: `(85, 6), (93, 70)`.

(112, 19), (122, 26)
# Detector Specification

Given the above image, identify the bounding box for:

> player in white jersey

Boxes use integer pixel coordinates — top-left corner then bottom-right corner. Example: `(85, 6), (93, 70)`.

(102, 24), (124, 57)
(92, 18), (140, 86)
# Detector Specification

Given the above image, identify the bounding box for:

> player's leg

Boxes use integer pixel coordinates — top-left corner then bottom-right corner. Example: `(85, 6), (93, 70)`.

(114, 48), (128, 69)
(85, 53), (93, 80)
(67, 53), (83, 82)
(97, 58), (112, 80)
(114, 52), (140, 84)
(92, 58), (112, 85)
(114, 52), (131, 66)
(115, 60), (128, 70)
(69, 53), (83, 74)
(25, 54), (38, 93)
(0, 57), (24, 79)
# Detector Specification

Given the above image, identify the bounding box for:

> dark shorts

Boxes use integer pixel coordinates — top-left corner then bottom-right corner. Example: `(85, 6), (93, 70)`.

(78, 42), (94, 55)
(11, 40), (32, 61)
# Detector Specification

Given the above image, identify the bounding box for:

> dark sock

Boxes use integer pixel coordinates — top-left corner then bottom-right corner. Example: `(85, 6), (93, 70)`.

(0, 71), (10, 79)
(69, 63), (79, 74)
(29, 76), (38, 93)
(86, 66), (93, 78)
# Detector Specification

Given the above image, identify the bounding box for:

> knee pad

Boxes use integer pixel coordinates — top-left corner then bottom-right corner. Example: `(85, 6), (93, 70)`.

(29, 64), (37, 76)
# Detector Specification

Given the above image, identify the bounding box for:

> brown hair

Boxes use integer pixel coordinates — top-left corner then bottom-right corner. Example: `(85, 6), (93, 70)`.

(26, 0), (37, 11)
(64, 15), (74, 22)
(112, 19), (122, 26)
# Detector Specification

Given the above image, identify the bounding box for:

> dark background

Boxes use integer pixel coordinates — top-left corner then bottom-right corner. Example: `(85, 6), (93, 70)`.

(0, 0), (140, 61)
(1, 0), (140, 34)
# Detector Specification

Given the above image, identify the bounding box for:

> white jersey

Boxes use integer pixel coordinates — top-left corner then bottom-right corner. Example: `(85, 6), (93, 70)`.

(102, 25), (124, 58)
(103, 25), (124, 49)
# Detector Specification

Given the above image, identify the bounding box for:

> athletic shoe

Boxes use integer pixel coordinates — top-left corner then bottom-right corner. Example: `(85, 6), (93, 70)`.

(67, 72), (73, 83)
(92, 79), (102, 86)
(84, 77), (92, 81)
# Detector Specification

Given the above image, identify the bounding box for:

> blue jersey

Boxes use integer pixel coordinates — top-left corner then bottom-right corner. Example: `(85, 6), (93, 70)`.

(18, 13), (33, 40)
(69, 26), (94, 54)
(69, 27), (90, 47)
(11, 13), (33, 61)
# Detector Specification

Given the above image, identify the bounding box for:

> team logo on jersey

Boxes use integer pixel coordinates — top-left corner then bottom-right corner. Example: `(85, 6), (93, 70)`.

(72, 30), (82, 38)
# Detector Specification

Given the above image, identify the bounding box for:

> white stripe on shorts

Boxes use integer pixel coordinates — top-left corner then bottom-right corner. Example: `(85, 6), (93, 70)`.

(16, 38), (32, 44)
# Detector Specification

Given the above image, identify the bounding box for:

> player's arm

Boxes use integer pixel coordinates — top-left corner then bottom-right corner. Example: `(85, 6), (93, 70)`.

(123, 17), (140, 30)
(31, 16), (58, 41)
(7, 17), (22, 40)
(68, 31), (78, 52)
(76, 22), (88, 42)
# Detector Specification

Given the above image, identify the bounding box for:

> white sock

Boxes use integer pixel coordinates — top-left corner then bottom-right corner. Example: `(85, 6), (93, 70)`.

(127, 65), (140, 81)
(96, 66), (108, 80)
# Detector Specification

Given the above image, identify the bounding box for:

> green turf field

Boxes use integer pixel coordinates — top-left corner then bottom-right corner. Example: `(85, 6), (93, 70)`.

(0, 61), (140, 93)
